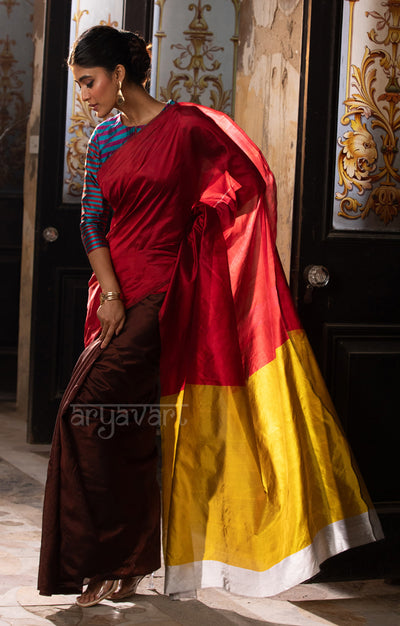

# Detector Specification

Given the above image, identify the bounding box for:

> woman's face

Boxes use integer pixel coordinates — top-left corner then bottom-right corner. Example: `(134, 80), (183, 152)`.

(71, 65), (117, 117)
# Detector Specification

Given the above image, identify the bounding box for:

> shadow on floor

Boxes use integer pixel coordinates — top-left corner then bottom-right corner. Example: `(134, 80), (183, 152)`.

(0, 457), (44, 509)
(21, 592), (286, 625)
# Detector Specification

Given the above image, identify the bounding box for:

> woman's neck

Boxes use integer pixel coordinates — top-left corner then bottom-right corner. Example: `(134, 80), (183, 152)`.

(118, 84), (165, 127)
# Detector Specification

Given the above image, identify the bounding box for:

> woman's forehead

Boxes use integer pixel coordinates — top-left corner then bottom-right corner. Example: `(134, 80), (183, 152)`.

(71, 65), (107, 81)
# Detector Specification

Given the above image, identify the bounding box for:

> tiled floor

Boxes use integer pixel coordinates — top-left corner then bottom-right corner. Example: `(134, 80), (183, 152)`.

(0, 403), (399, 625)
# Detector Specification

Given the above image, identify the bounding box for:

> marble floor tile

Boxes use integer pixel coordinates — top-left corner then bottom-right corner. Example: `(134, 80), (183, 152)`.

(16, 587), (80, 607)
(0, 604), (51, 624)
(272, 578), (400, 601)
(0, 458), (44, 509)
(23, 600), (182, 625)
(0, 409), (50, 487)
(0, 555), (39, 577)
(197, 591), (332, 625)
(0, 500), (43, 529)
(292, 594), (400, 626)
(145, 594), (280, 625)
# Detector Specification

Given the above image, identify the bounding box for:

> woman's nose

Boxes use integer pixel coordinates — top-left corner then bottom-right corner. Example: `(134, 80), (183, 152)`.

(81, 86), (89, 101)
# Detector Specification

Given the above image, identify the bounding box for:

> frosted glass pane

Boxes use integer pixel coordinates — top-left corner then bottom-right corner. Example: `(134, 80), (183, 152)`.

(150, 0), (240, 116)
(333, 1), (400, 232)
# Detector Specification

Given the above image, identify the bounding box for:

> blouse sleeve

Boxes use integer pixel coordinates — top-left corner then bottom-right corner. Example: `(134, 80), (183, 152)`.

(80, 131), (111, 254)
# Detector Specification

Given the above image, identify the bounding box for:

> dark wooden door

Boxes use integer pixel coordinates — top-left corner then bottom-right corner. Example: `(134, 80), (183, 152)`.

(28, 0), (153, 443)
(0, 195), (22, 400)
(292, 0), (400, 579)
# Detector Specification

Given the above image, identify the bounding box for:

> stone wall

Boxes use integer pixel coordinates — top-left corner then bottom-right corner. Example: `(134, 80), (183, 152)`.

(235, 0), (303, 279)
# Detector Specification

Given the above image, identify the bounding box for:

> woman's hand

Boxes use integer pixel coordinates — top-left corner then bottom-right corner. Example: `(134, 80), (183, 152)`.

(86, 247), (125, 348)
(97, 299), (126, 349)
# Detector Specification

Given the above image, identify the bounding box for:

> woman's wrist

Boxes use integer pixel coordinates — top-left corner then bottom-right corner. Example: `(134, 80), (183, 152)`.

(99, 291), (122, 305)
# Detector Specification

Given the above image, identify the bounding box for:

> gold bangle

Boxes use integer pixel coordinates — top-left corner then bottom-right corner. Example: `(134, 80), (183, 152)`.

(99, 291), (121, 305)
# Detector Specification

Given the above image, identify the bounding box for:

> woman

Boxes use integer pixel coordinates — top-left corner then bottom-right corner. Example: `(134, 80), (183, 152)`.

(38, 25), (383, 607)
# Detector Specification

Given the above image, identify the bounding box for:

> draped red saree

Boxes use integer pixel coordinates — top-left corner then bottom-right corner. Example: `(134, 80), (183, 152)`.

(39, 102), (383, 598)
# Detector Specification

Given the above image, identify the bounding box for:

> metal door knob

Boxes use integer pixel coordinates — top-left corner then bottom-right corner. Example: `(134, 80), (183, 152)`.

(42, 226), (59, 242)
(304, 265), (330, 288)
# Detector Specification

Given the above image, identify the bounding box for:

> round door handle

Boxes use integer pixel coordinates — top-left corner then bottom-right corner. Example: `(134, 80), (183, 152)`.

(303, 264), (330, 288)
(42, 226), (59, 242)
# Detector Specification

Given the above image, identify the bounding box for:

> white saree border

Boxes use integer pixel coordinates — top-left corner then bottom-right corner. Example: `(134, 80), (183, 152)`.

(164, 510), (383, 597)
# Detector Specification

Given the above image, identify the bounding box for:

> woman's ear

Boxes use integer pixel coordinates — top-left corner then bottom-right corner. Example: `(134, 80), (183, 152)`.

(114, 64), (126, 84)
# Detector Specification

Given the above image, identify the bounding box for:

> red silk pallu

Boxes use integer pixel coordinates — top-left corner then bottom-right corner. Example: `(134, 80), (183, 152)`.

(79, 103), (382, 596)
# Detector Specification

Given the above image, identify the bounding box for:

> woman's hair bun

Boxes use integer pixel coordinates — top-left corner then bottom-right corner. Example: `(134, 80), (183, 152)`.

(123, 32), (151, 84)
(68, 25), (151, 86)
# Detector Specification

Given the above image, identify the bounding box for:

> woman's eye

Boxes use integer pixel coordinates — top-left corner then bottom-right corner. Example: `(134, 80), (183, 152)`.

(86, 81), (94, 89)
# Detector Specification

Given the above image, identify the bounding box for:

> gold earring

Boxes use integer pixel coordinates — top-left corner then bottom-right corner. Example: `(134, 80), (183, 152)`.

(116, 80), (125, 106)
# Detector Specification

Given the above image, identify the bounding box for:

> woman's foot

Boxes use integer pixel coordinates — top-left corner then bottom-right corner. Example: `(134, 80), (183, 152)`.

(108, 575), (144, 601)
(76, 579), (119, 607)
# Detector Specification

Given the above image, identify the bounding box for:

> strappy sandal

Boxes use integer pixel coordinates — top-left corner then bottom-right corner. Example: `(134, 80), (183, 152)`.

(75, 579), (119, 607)
(108, 575), (144, 601)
